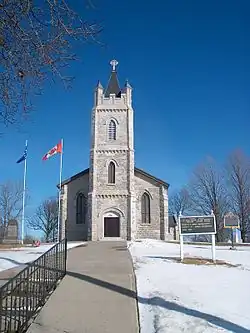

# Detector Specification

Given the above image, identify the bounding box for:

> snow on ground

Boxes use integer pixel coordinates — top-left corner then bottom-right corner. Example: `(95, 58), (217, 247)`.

(128, 239), (250, 333)
(0, 242), (85, 273)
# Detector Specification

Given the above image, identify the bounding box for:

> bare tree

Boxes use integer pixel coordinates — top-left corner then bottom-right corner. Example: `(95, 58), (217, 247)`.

(0, 0), (101, 126)
(0, 180), (24, 237)
(226, 150), (250, 242)
(28, 197), (58, 242)
(169, 187), (192, 217)
(24, 234), (39, 244)
(188, 157), (229, 242)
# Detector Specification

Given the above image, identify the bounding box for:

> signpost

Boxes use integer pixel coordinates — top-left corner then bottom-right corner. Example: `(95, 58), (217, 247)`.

(178, 212), (217, 262)
(224, 212), (240, 250)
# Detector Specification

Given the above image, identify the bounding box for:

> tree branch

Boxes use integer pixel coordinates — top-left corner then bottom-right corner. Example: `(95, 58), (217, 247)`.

(28, 197), (58, 242)
(0, 0), (102, 127)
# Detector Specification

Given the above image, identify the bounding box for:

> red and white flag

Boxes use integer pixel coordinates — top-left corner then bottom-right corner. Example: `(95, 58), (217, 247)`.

(42, 141), (62, 161)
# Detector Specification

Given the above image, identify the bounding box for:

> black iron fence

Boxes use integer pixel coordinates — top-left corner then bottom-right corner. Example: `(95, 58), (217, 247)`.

(0, 238), (67, 332)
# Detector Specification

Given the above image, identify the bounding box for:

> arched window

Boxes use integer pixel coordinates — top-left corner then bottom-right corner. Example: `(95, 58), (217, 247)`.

(108, 161), (115, 184)
(141, 192), (151, 223)
(108, 120), (116, 140)
(76, 193), (86, 224)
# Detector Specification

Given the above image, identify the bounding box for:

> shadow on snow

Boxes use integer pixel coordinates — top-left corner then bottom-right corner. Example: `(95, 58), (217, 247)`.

(0, 256), (29, 266)
(67, 270), (249, 333)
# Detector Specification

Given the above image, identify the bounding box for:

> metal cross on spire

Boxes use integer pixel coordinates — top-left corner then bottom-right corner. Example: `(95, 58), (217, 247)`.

(110, 59), (118, 72)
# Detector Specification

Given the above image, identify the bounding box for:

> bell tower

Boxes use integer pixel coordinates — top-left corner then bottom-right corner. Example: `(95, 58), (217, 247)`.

(88, 60), (136, 241)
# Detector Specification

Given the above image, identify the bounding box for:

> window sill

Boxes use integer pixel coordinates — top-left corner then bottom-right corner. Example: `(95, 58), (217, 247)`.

(107, 183), (115, 186)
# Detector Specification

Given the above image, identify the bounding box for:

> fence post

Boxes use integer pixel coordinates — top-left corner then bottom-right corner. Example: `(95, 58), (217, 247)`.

(0, 288), (2, 332)
(42, 254), (46, 304)
(25, 267), (30, 331)
(56, 244), (59, 280)
(64, 238), (67, 275)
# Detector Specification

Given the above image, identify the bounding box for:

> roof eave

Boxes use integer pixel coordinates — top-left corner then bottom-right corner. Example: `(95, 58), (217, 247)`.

(58, 167), (169, 189)
(58, 168), (89, 188)
(135, 167), (170, 188)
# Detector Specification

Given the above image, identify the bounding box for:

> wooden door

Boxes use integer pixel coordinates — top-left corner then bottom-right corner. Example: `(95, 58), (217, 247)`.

(104, 217), (120, 237)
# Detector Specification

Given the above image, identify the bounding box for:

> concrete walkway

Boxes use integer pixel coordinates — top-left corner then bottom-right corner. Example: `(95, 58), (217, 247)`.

(27, 242), (139, 333)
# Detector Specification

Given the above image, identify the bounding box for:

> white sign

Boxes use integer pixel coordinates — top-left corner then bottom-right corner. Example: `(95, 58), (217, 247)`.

(178, 213), (216, 263)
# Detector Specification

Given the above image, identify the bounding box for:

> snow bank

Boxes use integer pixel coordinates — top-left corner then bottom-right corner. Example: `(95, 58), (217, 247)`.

(129, 239), (250, 333)
(0, 241), (85, 273)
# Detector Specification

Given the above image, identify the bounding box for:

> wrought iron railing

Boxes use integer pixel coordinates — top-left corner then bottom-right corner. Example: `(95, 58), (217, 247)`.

(0, 238), (67, 332)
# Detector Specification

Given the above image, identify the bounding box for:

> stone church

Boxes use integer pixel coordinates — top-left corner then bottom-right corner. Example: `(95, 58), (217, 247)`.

(60, 60), (171, 241)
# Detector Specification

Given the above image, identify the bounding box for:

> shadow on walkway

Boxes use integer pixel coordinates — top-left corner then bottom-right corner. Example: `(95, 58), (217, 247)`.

(67, 270), (249, 333)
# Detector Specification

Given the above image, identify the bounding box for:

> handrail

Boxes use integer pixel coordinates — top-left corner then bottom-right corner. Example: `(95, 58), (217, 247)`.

(0, 238), (67, 332)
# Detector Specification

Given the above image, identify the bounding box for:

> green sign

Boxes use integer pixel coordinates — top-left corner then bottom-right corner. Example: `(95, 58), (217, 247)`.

(179, 216), (216, 235)
(224, 213), (239, 228)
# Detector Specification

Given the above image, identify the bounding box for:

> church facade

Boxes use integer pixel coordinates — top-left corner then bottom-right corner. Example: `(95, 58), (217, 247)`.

(60, 60), (171, 241)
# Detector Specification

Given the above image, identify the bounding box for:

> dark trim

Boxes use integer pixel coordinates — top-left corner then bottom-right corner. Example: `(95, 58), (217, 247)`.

(135, 167), (169, 188)
(58, 168), (89, 188)
(141, 192), (151, 224)
(59, 167), (169, 189)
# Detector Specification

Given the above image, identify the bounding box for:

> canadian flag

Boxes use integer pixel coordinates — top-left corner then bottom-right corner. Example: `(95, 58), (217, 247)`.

(42, 141), (62, 161)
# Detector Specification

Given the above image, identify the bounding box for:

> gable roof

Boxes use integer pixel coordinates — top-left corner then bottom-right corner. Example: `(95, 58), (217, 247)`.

(134, 168), (169, 188)
(60, 168), (89, 187)
(60, 167), (169, 188)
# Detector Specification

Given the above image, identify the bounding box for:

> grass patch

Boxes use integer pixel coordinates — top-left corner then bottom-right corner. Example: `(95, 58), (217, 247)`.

(166, 240), (250, 247)
(146, 255), (238, 267)
(175, 256), (237, 267)
(0, 244), (26, 250)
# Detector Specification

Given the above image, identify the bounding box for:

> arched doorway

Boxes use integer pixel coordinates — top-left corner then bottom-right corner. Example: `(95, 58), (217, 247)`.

(103, 211), (120, 238)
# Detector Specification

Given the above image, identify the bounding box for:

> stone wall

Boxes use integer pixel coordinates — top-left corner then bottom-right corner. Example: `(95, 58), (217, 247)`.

(94, 195), (129, 240)
(95, 108), (130, 149)
(65, 172), (89, 241)
(94, 150), (132, 192)
(60, 184), (67, 240)
(160, 185), (171, 240)
(88, 85), (135, 241)
(134, 171), (161, 239)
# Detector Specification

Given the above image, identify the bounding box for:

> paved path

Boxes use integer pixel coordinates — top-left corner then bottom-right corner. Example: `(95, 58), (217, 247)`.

(27, 242), (139, 333)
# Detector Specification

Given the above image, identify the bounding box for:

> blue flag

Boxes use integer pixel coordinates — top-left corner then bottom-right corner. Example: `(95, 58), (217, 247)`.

(16, 142), (28, 164)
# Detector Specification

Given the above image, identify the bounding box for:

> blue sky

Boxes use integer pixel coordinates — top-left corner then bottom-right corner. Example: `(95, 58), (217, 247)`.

(0, 0), (249, 234)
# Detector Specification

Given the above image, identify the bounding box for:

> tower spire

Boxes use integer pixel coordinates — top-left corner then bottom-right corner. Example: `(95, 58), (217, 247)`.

(104, 59), (121, 97)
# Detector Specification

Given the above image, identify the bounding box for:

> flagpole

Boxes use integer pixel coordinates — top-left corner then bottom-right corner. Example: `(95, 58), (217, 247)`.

(21, 140), (28, 245)
(57, 139), (63, 242)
